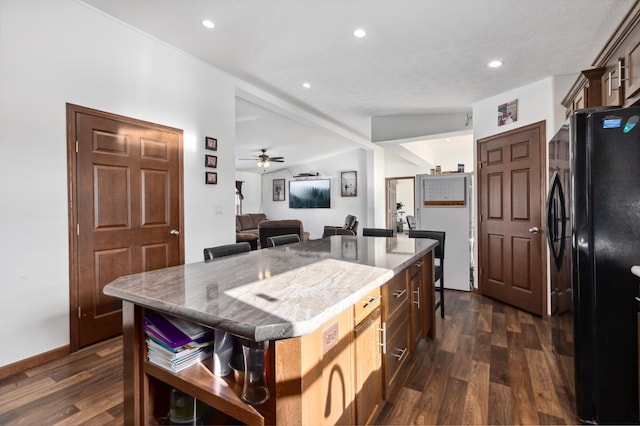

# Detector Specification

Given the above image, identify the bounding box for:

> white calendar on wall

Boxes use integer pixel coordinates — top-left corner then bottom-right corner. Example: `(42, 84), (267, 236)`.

(422, 175), (466, 206)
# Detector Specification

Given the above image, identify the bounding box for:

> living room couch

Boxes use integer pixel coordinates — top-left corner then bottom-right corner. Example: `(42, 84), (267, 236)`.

(236, 213), (267, 250)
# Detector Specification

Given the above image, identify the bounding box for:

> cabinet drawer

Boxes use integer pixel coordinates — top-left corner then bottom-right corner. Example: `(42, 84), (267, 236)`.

(383, 317), (411, 397)
(354, 288), (381, 325)
(384, 273), (409, 319)
(408, 257), (424, 280)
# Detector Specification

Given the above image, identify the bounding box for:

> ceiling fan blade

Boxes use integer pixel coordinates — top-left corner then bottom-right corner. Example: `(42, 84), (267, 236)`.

(271, 159), (285, 162)
(269, 156), (284, 160)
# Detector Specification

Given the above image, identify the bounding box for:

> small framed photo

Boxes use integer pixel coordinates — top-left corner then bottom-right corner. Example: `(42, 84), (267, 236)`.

(205, 154), (217, 168)
(341, 171), (357, 197)
(205, 171), (217, 185)
(205, 137), (217, 151)
(273, 178), (285, 201)
(498, 99), (518, 126)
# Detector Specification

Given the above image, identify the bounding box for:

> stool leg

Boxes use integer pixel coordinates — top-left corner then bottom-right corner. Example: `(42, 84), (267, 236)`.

(440, 279), (444, 318)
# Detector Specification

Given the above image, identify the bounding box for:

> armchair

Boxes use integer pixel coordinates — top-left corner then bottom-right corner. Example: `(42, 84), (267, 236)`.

(322, 214), (358, 238)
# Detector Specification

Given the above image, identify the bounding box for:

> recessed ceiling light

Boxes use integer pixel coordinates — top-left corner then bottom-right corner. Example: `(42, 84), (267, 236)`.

(488, 60), (503, 68)
(201, 19), (215, 29)
(353, 28), (366, 38)
(302, 82), (311, 89)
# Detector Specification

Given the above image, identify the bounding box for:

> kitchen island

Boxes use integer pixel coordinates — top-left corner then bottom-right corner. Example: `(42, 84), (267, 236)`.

(104, 235), (437, 425)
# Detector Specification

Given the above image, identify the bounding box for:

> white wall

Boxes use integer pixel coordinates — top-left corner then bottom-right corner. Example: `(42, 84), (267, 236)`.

(0, 0), (240, 367)
(471, 76), (574, 313)
(235, 171), (263, 214)
(259, 149), (369, 239)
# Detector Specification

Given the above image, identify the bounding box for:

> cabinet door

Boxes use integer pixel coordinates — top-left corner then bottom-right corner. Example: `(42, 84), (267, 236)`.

(383, 316), (411, 398)
(627, 41), (640, 100)
(410, 272), (423, 349)
(602, 61), (625, 107)
(354, 308), (382, 426)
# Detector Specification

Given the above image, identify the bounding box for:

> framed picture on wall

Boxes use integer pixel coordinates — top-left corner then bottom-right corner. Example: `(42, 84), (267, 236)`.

(205, 154), (217, 168)
(341, 171), (357, 197)
(205, 137), (217, 151)
(273, 178), (285, 201)
(205, 171), (217, 185)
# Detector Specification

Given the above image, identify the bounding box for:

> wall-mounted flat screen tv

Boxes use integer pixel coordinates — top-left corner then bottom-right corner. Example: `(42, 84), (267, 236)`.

(289, 179), (331, 208)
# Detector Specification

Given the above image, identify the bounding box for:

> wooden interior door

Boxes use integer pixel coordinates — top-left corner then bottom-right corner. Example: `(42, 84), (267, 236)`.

(68, 104), (183, 348)
(386, 179), (397, 231)
(477, 122), (546, 316)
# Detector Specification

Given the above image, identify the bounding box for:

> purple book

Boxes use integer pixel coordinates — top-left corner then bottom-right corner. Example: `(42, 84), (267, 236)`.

(143, 312), (193, 348)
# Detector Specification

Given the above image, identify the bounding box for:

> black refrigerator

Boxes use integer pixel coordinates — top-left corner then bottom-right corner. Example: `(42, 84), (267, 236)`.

(548, 106), (640, 423)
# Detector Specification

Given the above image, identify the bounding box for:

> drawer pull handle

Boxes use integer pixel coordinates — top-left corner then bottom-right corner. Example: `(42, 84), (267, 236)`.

(363, 295), (381, 308)
(378, 323), (387, 355)
(413, 288), (420, 309)
(636, 297), (640, 303)
(393, 347), (408, 362)
(413, 261), (423, 268)
(393, 289), (407, 298)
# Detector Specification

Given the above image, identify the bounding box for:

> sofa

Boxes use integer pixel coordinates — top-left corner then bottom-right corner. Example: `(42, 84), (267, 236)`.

(236, 213), (267, 250)
(258, 219), (309, 249)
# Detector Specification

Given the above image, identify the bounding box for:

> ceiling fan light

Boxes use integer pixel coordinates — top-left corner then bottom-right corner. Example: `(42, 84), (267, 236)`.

(263, 159), (271, 167)
(256, 159), (263, 167)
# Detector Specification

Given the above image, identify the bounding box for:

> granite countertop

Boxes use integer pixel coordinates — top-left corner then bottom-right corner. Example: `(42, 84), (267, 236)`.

(103, 235), (437, 341)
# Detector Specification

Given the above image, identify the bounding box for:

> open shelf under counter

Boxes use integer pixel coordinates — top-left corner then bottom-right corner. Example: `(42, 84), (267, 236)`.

(144, 357), (268, 425)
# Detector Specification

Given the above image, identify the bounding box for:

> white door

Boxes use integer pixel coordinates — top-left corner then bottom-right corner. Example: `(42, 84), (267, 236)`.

(415, 173), (471, 291)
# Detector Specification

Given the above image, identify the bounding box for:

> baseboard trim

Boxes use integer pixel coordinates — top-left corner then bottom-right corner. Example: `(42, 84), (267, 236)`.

(0, 345), (70, 380)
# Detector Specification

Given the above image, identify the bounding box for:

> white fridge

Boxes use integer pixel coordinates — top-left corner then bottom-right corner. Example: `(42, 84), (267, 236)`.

(415, 173), (472, 291)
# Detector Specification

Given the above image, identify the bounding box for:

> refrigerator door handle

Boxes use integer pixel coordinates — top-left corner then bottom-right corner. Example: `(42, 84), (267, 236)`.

(546, 172), (567, 269)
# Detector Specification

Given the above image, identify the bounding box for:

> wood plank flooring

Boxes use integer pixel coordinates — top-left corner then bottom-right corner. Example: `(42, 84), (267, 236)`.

(376, 291), (576, 425)
(0, 291), (576, 425)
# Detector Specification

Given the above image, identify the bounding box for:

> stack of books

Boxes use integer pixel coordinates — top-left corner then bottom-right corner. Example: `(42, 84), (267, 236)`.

(144, 312), (214, 373)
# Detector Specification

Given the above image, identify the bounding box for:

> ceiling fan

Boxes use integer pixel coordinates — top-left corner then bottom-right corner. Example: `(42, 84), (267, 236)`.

(240, 148), (285, 168)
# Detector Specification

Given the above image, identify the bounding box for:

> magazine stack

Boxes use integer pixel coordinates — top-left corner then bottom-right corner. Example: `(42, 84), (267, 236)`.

(143, 311), (214, 373)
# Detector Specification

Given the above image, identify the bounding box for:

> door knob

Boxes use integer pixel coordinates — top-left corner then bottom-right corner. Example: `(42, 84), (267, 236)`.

(529, 227), (540, 234)
(170, 229), (180, 236)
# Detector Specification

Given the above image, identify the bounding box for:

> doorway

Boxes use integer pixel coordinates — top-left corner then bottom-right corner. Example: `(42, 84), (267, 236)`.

(67, 104), (184, 350)
(385, 177), (415, 233)
(477, 121), (547, 316)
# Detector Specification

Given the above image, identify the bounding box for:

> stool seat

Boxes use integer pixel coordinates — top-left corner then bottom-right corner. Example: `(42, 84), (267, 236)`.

(235, 233), (258, 250)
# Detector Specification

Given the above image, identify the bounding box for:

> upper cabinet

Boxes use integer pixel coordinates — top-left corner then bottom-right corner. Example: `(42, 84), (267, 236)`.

(563, 2), (640, 115)
(625, 38), (640, 99)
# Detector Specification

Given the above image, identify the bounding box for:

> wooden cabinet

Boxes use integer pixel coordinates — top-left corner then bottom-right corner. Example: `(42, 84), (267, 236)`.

(122, 253), (435, 425)
(626, 39), (640, 100)
(409, 259), (428, 350)
(563, 68), (605, 117)
(353, 307), (382, 426)
(381, 271), (410, 398)
(563, 3), (640, 114)
(602, 59), (625, 107)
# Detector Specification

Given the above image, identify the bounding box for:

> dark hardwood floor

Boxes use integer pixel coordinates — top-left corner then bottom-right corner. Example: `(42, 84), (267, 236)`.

(0, 291), (575, 425)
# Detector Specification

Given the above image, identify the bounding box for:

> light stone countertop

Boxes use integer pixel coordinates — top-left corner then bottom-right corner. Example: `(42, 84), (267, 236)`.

(103, 235), (437, 341)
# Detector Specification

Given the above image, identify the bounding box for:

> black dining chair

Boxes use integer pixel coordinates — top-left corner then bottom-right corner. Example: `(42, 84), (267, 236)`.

(267, 233), (301, 247)
(203, 242), (251, 261)
(408, 230), (446, 318)
(362, 227), (394, 237)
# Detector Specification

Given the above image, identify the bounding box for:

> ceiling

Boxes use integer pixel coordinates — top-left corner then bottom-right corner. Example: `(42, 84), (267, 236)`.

(83, 0), (634, 171)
